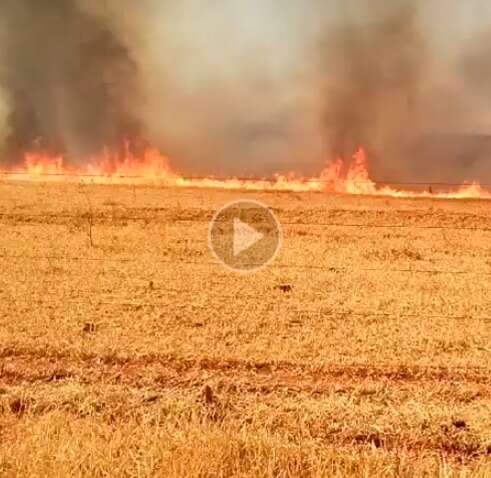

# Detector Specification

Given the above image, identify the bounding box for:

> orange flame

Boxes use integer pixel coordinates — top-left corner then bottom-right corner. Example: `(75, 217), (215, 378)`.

(4, 146), (491, 199)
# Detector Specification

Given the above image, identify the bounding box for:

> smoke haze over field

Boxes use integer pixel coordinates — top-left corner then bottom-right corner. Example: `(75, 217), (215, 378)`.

(1, 1), (491, 180)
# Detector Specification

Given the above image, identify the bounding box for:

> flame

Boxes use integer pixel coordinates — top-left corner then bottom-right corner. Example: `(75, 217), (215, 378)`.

(3, 146), (491, 199)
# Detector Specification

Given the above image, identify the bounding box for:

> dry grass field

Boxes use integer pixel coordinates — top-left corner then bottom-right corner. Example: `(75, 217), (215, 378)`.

(0, 180), (490, 477)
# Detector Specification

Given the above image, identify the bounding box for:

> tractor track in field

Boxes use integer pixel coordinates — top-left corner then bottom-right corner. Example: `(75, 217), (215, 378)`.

(1, 348), (490, 393)
(2, 350), (491, 460)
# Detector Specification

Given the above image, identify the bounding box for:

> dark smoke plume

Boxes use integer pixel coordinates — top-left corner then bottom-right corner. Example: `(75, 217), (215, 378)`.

(322, 1), (428, 178)
(322, 0), (491, 182)
(0, 0), (143, 164)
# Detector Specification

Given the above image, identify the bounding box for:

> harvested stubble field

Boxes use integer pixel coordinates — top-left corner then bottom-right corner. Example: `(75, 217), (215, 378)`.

(0, 180), (490, 477)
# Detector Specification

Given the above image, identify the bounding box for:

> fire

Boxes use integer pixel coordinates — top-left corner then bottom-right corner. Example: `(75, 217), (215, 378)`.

(23, 147), (175, 183)
(318, 148), (377, 195)
(2, 146), (491, 199)
(24, 152), (65, 176)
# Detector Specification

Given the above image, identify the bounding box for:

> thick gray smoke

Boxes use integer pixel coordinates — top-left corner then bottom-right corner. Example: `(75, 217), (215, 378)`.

(323, 2), (425, 170)
(321, 0), (491, 181)
(0, 0), (491, 181)
(0, 0), (143, 164)
(0, 0), (323, 174)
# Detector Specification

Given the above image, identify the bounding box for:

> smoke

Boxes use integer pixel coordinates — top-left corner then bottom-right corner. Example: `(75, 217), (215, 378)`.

(322, 2), (425, 167)
(0, 0), (325, 174)
(138, 1), (326, 175)
(0, 0), (144, 163)
(321, 0), (491, 181)
(1, 0), (491, 181)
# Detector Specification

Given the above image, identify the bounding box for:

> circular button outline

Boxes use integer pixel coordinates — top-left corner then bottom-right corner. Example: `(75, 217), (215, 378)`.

(208, 199), (283, 274)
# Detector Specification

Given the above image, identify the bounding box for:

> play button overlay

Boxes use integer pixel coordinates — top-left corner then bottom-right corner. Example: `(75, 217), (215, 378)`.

(209, 200), (282, 273)
(233, 218), (264, 256)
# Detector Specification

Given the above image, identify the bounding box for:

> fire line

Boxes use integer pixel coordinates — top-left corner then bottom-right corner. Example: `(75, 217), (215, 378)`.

(1, 147), (489, 199)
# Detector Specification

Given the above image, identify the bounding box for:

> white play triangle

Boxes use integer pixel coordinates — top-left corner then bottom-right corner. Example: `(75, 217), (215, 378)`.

(233, 218), (264, 257)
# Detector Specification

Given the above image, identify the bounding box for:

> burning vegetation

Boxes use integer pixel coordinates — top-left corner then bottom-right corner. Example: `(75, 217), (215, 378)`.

(0, 1), (491, 197)
(3, 146), (488, 199)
